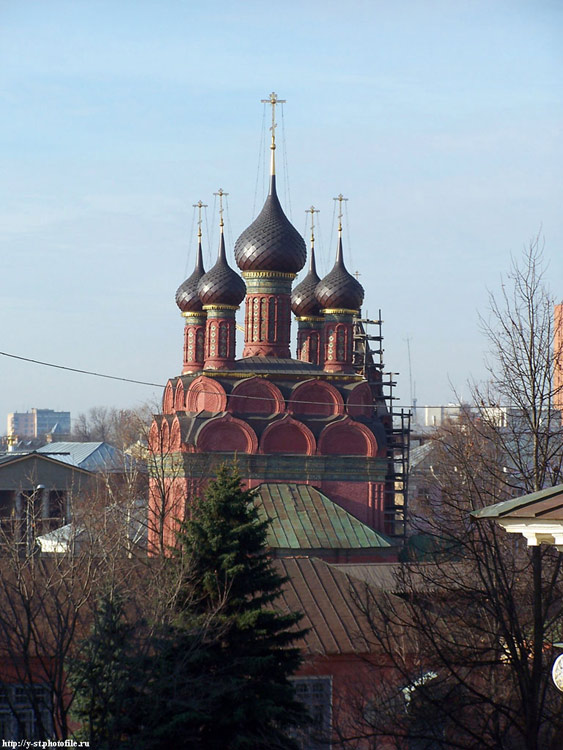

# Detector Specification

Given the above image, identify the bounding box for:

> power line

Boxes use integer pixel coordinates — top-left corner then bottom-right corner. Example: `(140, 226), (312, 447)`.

(0, 351), (165, 388)
(2, 349), (469, 411)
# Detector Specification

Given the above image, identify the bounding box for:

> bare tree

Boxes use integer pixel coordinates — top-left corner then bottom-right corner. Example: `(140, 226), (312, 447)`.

(72, 405), (153, 450)
(346, 239), (563, 750)
(0, 529), (100, 739)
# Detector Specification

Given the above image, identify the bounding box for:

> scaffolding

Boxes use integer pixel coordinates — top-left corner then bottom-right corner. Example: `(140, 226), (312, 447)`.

(353, 312), (410, 540)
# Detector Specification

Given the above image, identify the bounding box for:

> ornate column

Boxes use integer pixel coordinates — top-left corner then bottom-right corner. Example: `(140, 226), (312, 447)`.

(242, 272), (294, 358)
(296, 316), (324, 366)
(182, 311), (206, 373)
(322, 309), (356, 373)
(203, 305), (238, 370)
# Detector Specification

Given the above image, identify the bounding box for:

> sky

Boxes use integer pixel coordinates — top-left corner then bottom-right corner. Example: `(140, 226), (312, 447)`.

(1, 0), (562, 431)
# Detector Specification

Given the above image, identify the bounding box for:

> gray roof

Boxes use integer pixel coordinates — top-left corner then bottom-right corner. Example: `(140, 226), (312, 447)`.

(36, 442), (124, 471)
(409, 441), (435, 470)
(233, 356), (323, 374)
(331, 561), (465, 593)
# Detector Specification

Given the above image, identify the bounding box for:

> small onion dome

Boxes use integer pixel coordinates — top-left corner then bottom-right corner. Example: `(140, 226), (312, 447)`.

(198, 231), (246, 307)
(316, 235), (364, 311)
(291, 247), (321, 316)
(175, 241), (205, 313)
(234, 175), (307, 274)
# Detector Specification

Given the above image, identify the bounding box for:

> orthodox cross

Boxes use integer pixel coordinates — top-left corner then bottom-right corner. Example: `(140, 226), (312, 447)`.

(333, 193), (348, 233)
(261, 91), (286, 150)
(193, 199), (207, 240)
(306, 205), (320, 248)
(214, 188), (228, 229)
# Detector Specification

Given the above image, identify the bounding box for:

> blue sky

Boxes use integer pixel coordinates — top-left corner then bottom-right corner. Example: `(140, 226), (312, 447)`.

(1, 0), (562, 429)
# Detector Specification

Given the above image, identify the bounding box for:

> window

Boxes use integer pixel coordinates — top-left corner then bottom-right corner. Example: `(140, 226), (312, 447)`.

(0, 684), (53, 740)
(0, 490), (14, 518)
(290, 676), (332, 750)
(48, 490), (66, 519)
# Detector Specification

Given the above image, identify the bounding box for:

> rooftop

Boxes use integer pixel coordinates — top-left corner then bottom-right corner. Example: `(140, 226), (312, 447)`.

(256, 482), (392, 553)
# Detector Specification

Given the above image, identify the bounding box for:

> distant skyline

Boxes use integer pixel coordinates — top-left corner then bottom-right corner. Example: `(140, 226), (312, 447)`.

(1, 0), (562, 430)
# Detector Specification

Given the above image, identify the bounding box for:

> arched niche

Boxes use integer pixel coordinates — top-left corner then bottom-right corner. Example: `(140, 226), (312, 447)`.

(196, 414), (258, 454)
(288, 379), (344, 418)
(347, 382), (374, 418)
(174, 380), (185, 412)
(160, 418), (171, 451)
(149, 417), (174, 454)
(260, 415), (316, 455)
(186, 376), (227, 414)
(317, 418), (377, 457)
(148, 419), (161, 453)
(170, 416), (182, 451)
(229, 377), (285, 416)
(163, 380), (176, 414)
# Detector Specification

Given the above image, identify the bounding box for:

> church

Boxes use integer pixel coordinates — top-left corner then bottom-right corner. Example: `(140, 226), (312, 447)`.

(148, 94), (408, 563)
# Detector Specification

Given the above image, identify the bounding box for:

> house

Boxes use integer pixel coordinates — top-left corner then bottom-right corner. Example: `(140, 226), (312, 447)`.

(0, 451), (94, 546)
(472, 483), (563, 550)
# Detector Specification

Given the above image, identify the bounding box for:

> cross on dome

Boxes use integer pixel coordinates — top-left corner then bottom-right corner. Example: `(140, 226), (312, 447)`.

(214, 188), (228, 229)
(193, 199), (208, 240)
(306, 205), (320, 249)
(333, 193), (348, 233)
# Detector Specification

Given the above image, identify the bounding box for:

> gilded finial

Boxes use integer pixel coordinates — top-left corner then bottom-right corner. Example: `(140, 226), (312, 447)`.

(306, 205), (320, 250)
(214, 188), (228, 230)
(193, 199), (207, 240)
(353, 270), (361, 280)
(333, 193), (348, 234)
(261, 91), (286, 177)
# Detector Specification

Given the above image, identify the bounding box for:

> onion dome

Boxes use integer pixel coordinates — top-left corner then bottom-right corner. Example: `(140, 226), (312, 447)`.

(291, 247), (321, 316)
(198, 229), (246, 307)
(234, 174), (307, 274)
(175, 241), (205, 312)
(316, 234), (364, 311)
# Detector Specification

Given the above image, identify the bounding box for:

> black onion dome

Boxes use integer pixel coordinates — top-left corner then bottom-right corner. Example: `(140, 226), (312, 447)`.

(234, 176), (307, 273)
(175, 242), (206, 312)
(316, 236), (364, 311)
(291, 247), (321, 316)
(197, 232), (246, 307)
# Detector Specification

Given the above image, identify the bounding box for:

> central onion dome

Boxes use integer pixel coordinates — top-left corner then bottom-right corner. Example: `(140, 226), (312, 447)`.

(291, 247), (321, 316)
(175, 241), (205, 313)
(234, 175), (307, 274)
(198, 230), (246, 307)
(316, 234), (364, 311)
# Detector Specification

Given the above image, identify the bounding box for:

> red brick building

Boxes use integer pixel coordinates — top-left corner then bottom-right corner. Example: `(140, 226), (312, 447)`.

(147, 98), (410, 747)
(149, 99), (407, 557)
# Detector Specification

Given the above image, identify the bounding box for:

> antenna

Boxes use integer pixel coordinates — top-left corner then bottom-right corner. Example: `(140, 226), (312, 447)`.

(406, 337), (416, 424)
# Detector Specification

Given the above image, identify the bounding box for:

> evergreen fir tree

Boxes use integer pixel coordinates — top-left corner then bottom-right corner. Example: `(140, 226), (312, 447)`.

(68, 588), (136, 748)
(172, 463), (308, 749)
(70, 466), (308, 749)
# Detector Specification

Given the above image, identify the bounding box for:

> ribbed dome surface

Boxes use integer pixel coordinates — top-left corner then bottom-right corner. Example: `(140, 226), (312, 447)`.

(175, 243), (205, 312)
(316, 237), (364, 311)
(234, 177), (306, 274)
(291, 248), (321, 316)
(198, 233), (246, 307)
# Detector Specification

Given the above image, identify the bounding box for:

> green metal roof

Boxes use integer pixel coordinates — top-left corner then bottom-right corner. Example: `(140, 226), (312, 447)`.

(472, 483), (563, 519)
(254, 482), (392, 550)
